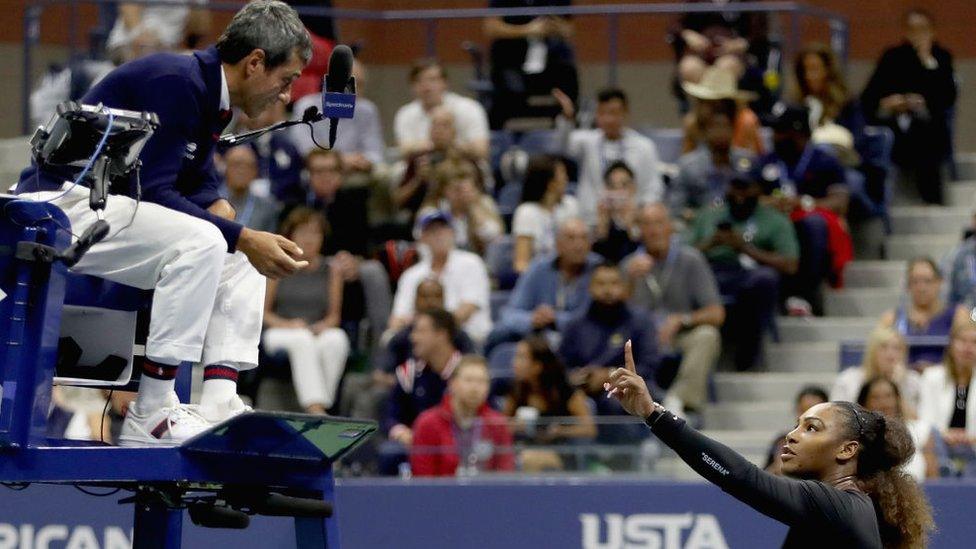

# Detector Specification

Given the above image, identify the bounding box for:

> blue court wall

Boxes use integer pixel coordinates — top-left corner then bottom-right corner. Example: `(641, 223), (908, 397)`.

(0, 479), (972, 548)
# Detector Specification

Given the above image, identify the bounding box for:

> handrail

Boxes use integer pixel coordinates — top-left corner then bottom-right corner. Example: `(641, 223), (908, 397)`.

(21, 1), (848, 143)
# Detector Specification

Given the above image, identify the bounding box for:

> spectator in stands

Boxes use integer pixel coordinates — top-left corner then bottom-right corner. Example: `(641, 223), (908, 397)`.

(859, 377), (945, 481)
(417, 158), (504, 256)
(385, 308), (463, 445)
(919, 315), (976, 477)
(559, 264), (658, 442)
(512, 155), (579, 272)
(391, 211), (492, 344)
(395, 107), (483, 218)
(505, 335), (597, 471)
(946, 239), (976, 310)
(794, 43), (865, 141)
(625, 204), (724, 415)
(106, 0), (210, 61)
(236, 101), (306, 206)
(220, 146), (281, 234)
(394, 58), (489, 160)
(262, 208), (349, 415)
(553, 87), (663, 226)
(291, 59), (386, 168)
(764, 385), (829, 475)
(410, 356), (515, 476)
(671, 98), (755, 222)
(831, 327), (922, 412)
(689, 174), (798, 370)
(382, 279), (475, 376)
(592, 161), (640, 263)
(881, 257), (965, 369)
(755, 104), (851, 315)
(305, 149), (393, 346)
(483, 0), (578, 130)
(861, 8), (957, 205)
(680, 67), (764, 155)
(306, 149), (371, 255)
(488, 218), (600, 354)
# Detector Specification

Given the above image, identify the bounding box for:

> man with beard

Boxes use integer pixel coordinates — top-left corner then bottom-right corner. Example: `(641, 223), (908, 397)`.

(690, 174), (799, 371)
(559, 264), (659, 443)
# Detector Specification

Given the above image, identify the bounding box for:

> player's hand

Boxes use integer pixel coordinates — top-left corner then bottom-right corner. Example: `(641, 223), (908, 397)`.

(207, 199), (236, 221)
(552, 88), (575, 120)
(605, 340), (656, 419)
(237, 228), (309, 279)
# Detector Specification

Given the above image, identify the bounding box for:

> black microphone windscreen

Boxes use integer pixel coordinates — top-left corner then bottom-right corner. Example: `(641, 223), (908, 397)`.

(325, 45), (354, 93)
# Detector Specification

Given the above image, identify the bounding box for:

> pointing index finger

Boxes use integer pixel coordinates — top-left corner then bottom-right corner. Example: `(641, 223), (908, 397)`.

(624, 339), (636, 373)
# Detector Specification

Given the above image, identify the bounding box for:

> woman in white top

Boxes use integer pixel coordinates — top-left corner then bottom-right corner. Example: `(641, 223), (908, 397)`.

(831, 326), (922, 411)
(416, 158), (504, 256)
(918, 315), (976, 475)
(858, 377), (944, 482)
(511, 154), (579, 273)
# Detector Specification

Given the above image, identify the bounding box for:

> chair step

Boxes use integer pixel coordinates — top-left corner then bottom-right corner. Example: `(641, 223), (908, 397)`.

(844, 261), (905, 289)
(766, 341), (840, 373)
(824, 288), (900, 317)
(885, 234), (959, 261)
(889, 206), (971, 235)
(775, 317), (875, 343)
(703, 401), (793, 431)
(947, 180), (976, 208)
(712, 372), (836, 403)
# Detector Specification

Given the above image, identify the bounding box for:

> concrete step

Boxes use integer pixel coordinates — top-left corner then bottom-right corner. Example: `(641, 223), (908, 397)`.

(766, 341), (839, 373)
(703, 401), (793, 431)
(775, 317), (875, 343)
(885, 234), (959, 261)
(947, 181), (976, 208)
(713, 372), (836, 403)
(824, 287), (900, 317)
(844, 261), (905, 289)
(956, 154), (976, 181)
(889, 205), (971, 235)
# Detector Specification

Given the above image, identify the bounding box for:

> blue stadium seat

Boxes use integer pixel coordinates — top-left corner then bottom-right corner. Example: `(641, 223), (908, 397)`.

(517, 129), (562, 155)
(485, 234), (518, 289)
(487, 342), (518, 379)
(490, 130), (515, 174)
(638, 127), (684, 165)
(490, 290), (512, 323)
(496, 182), (523, 218)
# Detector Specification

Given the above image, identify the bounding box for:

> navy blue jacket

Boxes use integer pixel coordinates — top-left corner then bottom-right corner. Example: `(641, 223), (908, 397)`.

(18, 47), (243, 250)
(384, 352), (461, 433)
(558, 303), (659, 383)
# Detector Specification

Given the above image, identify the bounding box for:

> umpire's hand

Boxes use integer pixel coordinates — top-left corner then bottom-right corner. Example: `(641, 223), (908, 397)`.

(237, 227), (309, 279)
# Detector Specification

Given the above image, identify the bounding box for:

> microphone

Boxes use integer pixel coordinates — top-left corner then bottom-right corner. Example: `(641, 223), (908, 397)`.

(217, 44), (356, 150)
(322, 45), (357, 149)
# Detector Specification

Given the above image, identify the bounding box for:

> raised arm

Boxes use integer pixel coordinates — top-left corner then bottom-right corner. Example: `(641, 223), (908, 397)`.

(607, 341), (842, 527)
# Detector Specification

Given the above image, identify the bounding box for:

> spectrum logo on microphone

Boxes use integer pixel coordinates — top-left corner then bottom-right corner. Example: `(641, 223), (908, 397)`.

(322, 92), (356, 119)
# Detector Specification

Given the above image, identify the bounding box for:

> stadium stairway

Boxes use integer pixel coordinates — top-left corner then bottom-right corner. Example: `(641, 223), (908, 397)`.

(661, 158), (976, 480)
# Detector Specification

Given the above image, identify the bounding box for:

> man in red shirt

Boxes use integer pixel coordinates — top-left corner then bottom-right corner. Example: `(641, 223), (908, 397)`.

(410, 356), (515, 476)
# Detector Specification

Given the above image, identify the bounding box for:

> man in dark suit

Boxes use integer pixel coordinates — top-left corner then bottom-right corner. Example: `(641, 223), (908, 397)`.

(15, 0), (312, 445)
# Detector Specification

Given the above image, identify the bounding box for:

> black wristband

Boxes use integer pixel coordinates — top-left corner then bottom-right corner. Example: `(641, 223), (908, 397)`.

(644, 405), (668, 428)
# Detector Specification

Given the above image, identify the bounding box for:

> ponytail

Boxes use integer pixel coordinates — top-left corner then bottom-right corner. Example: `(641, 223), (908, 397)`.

(835, 402), (935, 548)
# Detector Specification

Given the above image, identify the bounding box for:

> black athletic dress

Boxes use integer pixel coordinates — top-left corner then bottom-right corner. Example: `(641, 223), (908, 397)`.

(647, 409), (883, 548)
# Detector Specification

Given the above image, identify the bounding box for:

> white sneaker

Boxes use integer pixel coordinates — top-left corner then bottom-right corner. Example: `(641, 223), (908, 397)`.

(194, 394), (253, 424)
(118, 393), (211, 447)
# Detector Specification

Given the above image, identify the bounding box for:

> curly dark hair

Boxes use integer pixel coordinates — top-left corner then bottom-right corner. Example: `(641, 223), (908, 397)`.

(832, 401), (935, 549)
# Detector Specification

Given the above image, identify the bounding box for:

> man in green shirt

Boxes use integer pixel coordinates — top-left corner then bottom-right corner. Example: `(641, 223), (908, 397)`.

(690, 175), (799, 370)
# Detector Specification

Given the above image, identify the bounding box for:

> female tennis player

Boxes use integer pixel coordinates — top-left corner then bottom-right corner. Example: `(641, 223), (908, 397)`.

(606, 341), (933, 548)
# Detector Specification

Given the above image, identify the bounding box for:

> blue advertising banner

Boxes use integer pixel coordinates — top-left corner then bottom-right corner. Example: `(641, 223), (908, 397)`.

(0, 479), (973, 548)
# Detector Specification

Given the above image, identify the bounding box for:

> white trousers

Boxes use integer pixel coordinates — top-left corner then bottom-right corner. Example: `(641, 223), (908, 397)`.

(32, 184), (265, 369)
(262, 327), (350, 409)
